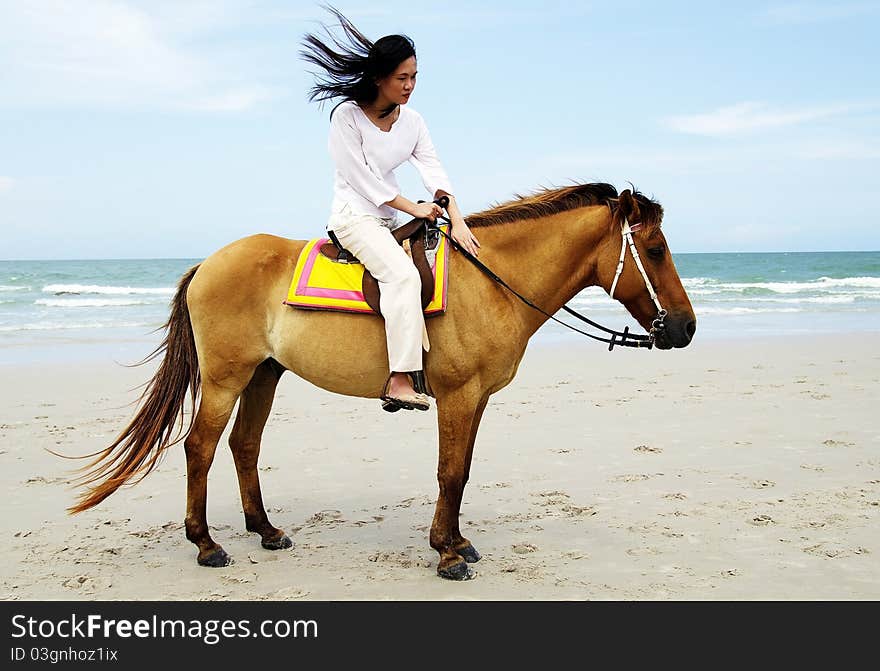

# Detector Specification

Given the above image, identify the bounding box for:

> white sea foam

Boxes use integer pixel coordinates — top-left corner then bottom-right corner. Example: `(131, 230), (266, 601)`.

(687, 287), (728, 295)
(0, 320), (153, 333)
(574, 287), (874, 313)
(570, 296), (614, 307)
(681, 277), (714, 287)
(695, 306), (803, 315)
(42, 284), (174, 296)
(752, 295), (856, 304)
(0, 285), (31, 292)
(817, 276), (880, 288)
(569, 287), (621, 309)
(697, 295), (860, 305)
(689, 276), (880, 294)
(35, 298), (155, 308)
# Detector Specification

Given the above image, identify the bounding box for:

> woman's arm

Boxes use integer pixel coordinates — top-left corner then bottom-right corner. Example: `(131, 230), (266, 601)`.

(436, 192), (480, 258)
(385, 192), (480, 257)
(408, 113), (481, 257)
(385, 194), (443, 221)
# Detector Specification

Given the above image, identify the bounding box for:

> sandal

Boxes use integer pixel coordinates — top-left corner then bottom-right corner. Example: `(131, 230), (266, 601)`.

(381, 374), (431, 413)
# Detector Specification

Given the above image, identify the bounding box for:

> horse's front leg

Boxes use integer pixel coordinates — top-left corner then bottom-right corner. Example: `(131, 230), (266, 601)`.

(431, 383), (489, 580)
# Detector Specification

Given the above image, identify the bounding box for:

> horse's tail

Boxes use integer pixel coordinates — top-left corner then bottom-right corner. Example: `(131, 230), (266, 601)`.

(67, 264), (202, 514)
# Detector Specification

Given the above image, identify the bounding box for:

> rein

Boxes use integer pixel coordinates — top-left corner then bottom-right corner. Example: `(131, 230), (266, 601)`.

(426, 202), (667, 350)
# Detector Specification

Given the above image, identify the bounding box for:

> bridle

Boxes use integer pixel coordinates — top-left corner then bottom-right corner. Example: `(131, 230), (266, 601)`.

(426, 201), (668, 350)
(608, 216), (668, 344)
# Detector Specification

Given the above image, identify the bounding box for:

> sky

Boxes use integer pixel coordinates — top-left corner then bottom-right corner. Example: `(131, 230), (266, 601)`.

(1, 0), (879, 259)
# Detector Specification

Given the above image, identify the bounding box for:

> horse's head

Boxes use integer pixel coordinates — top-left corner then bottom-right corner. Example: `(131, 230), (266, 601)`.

(596, 189), (696, 349)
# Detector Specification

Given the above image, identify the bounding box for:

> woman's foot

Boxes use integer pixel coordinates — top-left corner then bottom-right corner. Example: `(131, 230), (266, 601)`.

(381, 372), (430, 412)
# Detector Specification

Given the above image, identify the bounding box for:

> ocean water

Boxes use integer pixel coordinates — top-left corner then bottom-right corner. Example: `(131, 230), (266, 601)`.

(1, 251), (878, 364)
(0, 258), (193, 365)
(557, 250), (880, 343)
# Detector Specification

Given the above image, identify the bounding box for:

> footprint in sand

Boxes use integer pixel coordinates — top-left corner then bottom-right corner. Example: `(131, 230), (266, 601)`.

(748, 514), (774, 526)
(394, 495), (434, 509)
(353, 516), (385, 527)
(25, 476), (67, 485)
(531, 490), (570, 504)
(247, 553), (280, 564)
(271, 587), (311, 600)
(626, 546), (662, 557)
(561, 504), (597, 517)
(479, 482), (512, 490)
(304, 510), (344, 526)
(367, 550), (431, 568)
(610, 474), (651, 483)
(823, 439), (855, 448)
(802, 543), (850, 558)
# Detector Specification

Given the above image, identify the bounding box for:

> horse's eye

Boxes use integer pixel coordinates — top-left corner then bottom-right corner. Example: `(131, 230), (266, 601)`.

(647, 246), (666, 260)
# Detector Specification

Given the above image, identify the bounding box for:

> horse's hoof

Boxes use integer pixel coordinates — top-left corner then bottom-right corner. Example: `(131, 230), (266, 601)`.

(458, 544), (482, 563)
(262, 534), (294, 551)
(198, 547), (233, 568)
(437, 561), (475, 581)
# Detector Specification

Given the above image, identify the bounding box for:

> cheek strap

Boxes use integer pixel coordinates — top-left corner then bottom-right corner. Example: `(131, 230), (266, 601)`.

(609, 218), (664, 316)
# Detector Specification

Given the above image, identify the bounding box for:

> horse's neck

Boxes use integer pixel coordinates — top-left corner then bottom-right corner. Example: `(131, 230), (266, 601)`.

(469, 206), (610, 336)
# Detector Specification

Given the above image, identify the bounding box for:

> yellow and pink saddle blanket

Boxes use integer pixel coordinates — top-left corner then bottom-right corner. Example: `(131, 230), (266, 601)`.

(284, 224), (450, 315)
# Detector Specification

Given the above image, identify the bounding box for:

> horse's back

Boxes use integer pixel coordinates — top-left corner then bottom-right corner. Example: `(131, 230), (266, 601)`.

(200, 233), (303, 270)
(191, 233), (305, 295)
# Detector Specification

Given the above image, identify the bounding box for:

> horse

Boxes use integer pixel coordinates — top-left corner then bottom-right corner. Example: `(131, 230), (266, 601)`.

(67, 182), (695, 580)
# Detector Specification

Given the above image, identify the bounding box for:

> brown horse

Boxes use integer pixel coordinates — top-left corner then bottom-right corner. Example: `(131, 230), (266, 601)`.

(68, 183), (695, 580)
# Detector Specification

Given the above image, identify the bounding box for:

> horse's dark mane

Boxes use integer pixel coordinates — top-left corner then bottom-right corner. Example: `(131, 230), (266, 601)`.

(465, 182), (664, 233)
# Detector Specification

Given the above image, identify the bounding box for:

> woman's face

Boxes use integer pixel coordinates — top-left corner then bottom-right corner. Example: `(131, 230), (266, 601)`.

(376, 56), (417, 106)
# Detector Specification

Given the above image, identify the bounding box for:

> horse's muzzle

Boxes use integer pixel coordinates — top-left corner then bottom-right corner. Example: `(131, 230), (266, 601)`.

(653, 311), (696, 350)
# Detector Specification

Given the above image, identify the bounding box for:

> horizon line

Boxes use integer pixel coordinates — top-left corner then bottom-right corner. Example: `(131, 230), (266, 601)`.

(2, 249), (880, 263)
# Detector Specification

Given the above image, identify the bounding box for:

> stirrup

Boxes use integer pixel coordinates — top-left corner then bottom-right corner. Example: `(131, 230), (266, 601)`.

(409, 370), (428, 395)
(380, 373), (430, 413)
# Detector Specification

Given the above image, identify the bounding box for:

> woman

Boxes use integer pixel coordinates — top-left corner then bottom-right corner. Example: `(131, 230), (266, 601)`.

(301, 8), (480, 413)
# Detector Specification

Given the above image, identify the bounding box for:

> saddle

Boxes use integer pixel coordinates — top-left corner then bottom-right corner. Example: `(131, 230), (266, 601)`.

(319, 219), (442, 315)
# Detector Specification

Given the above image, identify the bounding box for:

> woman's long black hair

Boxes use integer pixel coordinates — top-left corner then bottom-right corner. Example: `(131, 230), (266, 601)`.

(300, 5), (415, 118)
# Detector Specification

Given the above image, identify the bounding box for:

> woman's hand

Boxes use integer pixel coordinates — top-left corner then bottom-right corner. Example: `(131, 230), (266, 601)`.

(411, 201), (443, 221)
(450, 217), (480, 257)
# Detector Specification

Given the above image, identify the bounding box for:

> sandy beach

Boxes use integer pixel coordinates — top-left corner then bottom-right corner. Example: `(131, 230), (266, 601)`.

(1, 333), (878, 601)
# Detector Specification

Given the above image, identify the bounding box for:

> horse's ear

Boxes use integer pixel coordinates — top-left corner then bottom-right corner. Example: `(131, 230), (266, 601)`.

(618, 189), (641, 224)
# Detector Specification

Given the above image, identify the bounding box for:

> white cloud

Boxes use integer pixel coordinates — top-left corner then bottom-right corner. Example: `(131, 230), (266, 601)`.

(0, 0), (280, 112)
(664, 101), (867, 136)
(758, 2), (880, 25)
(0, 177), (14, 192)
(544, 136), (880, 177)
(795, 142), (880, 160)
(181, 86), (279, 113)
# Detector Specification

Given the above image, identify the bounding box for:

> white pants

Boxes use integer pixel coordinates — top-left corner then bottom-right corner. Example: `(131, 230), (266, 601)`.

(328, 205), (426, 372)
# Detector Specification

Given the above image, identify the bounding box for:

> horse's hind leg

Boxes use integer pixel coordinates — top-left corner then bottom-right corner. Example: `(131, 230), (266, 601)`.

(228, 359), (293, 551)
(184, 380), (244, 567)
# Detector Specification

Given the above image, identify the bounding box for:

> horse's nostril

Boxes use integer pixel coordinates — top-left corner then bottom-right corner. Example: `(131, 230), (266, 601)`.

(686, 320), (697, 339)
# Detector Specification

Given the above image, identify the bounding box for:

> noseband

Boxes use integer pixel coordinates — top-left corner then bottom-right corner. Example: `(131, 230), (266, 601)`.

(609, 217), (668, 340)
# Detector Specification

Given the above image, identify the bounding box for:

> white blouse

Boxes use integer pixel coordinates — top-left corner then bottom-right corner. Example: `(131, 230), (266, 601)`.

(328, 100), (454, 220)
